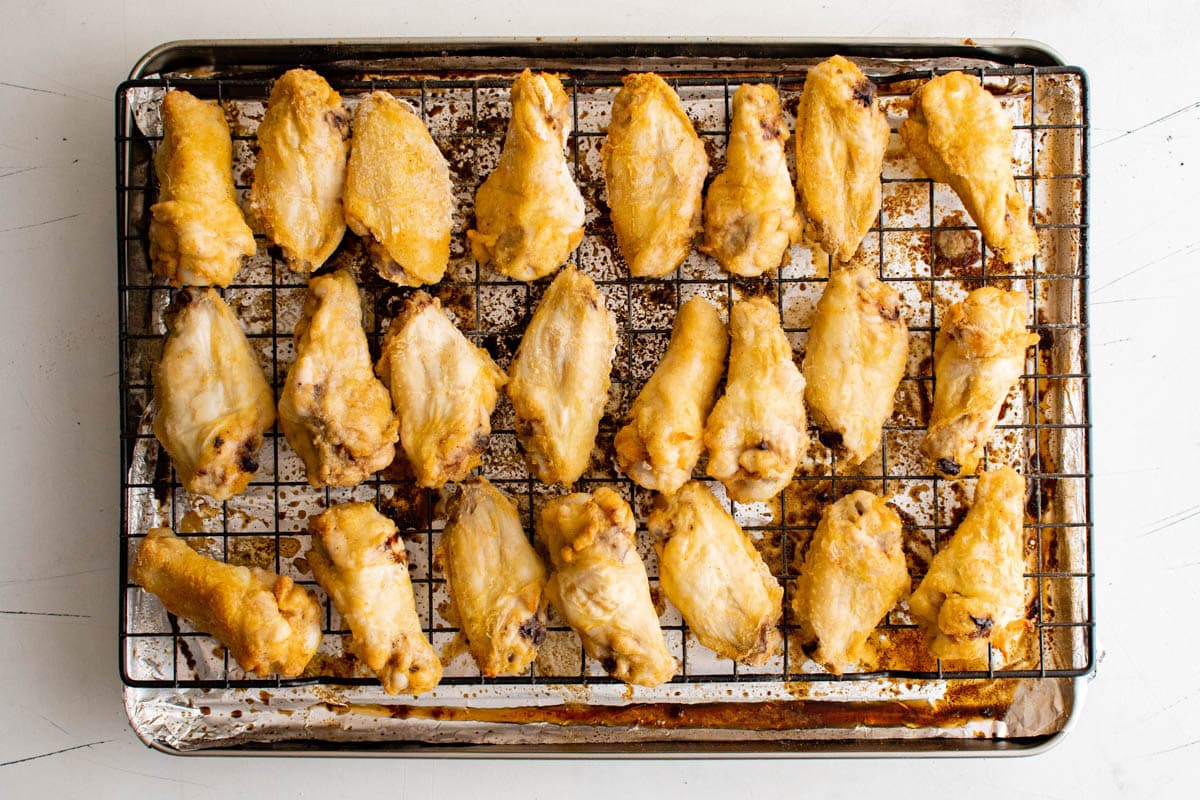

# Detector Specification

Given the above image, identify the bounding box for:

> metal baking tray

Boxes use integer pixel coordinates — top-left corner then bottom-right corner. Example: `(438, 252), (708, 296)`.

(116, 38), (1093, 756)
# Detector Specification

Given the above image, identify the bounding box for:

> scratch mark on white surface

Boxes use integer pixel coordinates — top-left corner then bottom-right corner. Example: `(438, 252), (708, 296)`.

(0, 81), (69, 98)
(1139, 506), (1200, 538)
(1167, 560), (1200, 571)
(0, 166), (40, 179)
(83, 757), (212, 789)
(0, 610), (91, 619)
(1097, 99), (1200, 147)
(1152, 737), (1200, 757)
(1093, 240), (1200, 292)
(0, 567), (112, 587)
(1090, 296), (1167, 306)
(1097, 337), (1131, 347)
(0, 740), (112, 768)
(0, 213), (80, 234)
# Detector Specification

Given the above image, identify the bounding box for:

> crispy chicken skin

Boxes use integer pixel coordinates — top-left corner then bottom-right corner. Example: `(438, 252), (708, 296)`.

(538, 488), (677, 687)
(438, 478), (547, 676)
(601, 73), (709, 277)
(922, 287), (1038, 479)
(700, 84), (801, 277)
(376, 292), (506, 489)
(615, 298), (727, 494)
(648, 481), (783, 665)
(900, 72), (1038, 264)
(802, 264), (909, 466)
(278, 270), (398, 487)
(249, 69), (348, 274)
(795, 56), (890, 263)
(308, 502), (442, 694)
(909, 466), (1027, 662)
(507, 264), (617, 486)
(131, 527), (321, 677)
(468, 70), (585, 281)
(149, 90), (256, 287)
(344, 91), (454, 286)
(791, 491), (909, 673)
(153, 288), (275, 502)
(704, 297), (808, 503)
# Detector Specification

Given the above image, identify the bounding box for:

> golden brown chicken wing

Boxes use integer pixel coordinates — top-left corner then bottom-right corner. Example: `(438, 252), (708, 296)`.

(802, 264), (909, 466)
(909, 466), (1028, 662)
(538, 488), (677, 687)
(648, 481), (782, 665)
(344, 91), (454, 286)
(153, 288), (275, 501)
(614, 297), (727, 494)
(791, 490), (909, 673)
(131, 527), (321, 677)
(794, 56), (890, 263)
(376, 292), (506, 489)
(468, 70), (585, 281)
(506, 264), (617, 486)
(278, 270), (398, 487)
(248, 69), (348, 274)
(704, 297), (808, 503)
(438, 478), (547, 676)
(922, 287), (1037, 479)
(700, 84), (801, 276)
(149, 90), (256, 287)
(601, 73), (709, 277)
(900, 72), (1038, 264)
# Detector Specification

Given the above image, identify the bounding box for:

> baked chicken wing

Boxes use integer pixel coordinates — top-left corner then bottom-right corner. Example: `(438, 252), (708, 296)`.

(507, 264), (617, 486)
(794, 56), (890, 263)
(468, 70), (585, 281)
(700, 84), (801, 276)
(648, 481), (783, 665)
(278, 270), (398, 487)
(704, 297), (808, 503)
(900, 71), (1038, 264)
(344, 91), (454, 286)
(538, 488), (677, 687)
(601, 73), (709, 277)
(149, 90), (255, 287)
(922, 287), (1037, 479)
(802, 264), (909, 466)
(308, 502), (443, 694)
(615, 297), (727, 494)
(438, 478), (547, 676)
(249, 69), (348, 274)
(131, 527), (321, 677)
(376, 292), (506, 489)
(791, 490), (909, 673)
(909, 466), (1027, 662)
(153, 288), (275, 501)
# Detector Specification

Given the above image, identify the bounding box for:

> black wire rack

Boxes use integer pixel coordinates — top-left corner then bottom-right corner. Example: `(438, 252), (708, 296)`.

(117, 56), (1092, 693)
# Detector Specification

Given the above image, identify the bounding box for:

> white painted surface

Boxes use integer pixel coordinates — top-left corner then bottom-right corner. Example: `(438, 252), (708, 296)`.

(0, 0), (1193, 796)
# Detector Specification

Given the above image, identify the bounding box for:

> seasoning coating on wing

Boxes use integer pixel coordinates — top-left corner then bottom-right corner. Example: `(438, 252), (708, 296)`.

(900, 72), (1038, 264)
(278, 270), (398, 487)
(791, 491), (909, 673)
(507, 264), (617, 486)
(704, 297), (808, 503)
(601, 73), (709, 277)
(468, 70), (585, 281)
(909, 467), (1027, 662)
(438, 478), (547, 676)
(376, 292), (506, 489)
(648, 481), (783, 665)
(538, 488), (677, 687)
(802, 264), (909, 466)
(921, 287), (1037, 479)
(308, 502), (442, 694)
(700, 84), (801, 276)
(249, 69), (348, 274)
(149, 90), (255, 287)
(344, 91), (454, 286)
(153, 288), (275, 501)
(615, 298), (727, 494)
(131, 527), (321, 677)
(795, 56), (890, 263)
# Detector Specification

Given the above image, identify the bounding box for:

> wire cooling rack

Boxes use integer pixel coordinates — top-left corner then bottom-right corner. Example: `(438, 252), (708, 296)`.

(117, 59), (1092, 692)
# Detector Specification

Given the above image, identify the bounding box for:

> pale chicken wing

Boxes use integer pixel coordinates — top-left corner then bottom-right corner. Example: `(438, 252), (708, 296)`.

(153, 288), (275, 501)
(648, 481), (782, 665)
(538, 488), (677, 687)
(468, 70), (585, 281)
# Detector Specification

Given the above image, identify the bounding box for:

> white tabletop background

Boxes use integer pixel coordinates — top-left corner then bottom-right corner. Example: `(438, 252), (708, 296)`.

(0, 0), (1194, 796)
